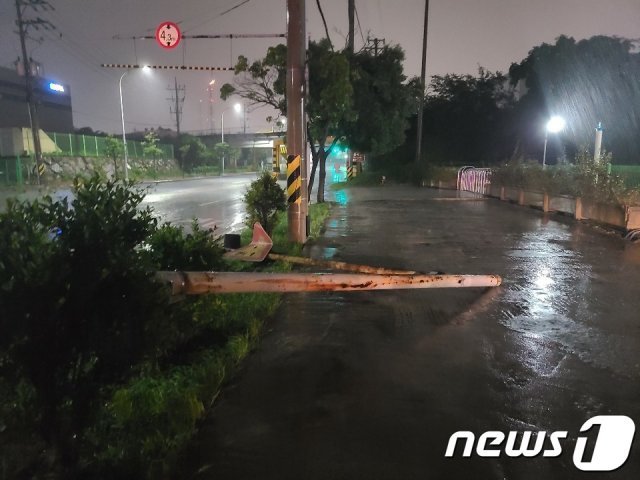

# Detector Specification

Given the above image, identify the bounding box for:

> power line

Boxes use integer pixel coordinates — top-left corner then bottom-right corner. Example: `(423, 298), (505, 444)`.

(181, 0), (252, 33)
(354, 2), (366, 46)
(113, 33), (286, 41)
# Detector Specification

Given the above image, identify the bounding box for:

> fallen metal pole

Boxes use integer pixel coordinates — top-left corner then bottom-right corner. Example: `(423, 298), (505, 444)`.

(266, 253), (417, 275)
(156, 271), (502, 296)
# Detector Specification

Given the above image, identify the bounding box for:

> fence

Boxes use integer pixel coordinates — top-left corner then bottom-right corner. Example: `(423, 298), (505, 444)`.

(48, 132), (174, 159)
(457, 166), (492, 194)
(610, 165), (640, 188)
(0, 156), (28, 186)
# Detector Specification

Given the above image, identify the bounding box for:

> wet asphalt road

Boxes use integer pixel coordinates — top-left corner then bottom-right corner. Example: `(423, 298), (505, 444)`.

(184, 185), (640, 480)
(141, 174), (258, 234)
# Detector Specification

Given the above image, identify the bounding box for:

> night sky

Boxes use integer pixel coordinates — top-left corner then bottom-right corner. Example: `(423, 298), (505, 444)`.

(1, 0), (639, 135)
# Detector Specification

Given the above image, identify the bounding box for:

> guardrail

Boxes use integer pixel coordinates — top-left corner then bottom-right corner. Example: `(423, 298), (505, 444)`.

(457, 166), (491, 194)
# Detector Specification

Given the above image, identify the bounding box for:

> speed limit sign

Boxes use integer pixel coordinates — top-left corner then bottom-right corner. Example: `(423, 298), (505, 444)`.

(155, 21), (181, 49)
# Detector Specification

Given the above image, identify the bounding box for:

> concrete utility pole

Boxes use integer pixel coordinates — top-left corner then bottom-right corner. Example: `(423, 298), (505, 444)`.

(415, 0), (429, 165)
(286, 0), (308, 243)
(348, 0), (355, 53)
(15, 0), (54, 184)
(168, 77), (185, 136)
(594, 122), (603, 163)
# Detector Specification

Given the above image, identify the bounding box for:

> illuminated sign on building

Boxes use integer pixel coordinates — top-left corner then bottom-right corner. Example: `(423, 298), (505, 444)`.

(48, 82), (65, 93)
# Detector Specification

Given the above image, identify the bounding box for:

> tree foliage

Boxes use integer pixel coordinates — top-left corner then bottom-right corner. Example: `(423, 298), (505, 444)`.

(425, 68), (513, 165)
(345, 45), (419, 156)
(508, 35), (640, 164)
(103, 135), (124, 179)
(220, 39), (415, 202)
(220, 44), (287, 113)
(178, 134), (211, 171)
(0, 177), (166, 474)
(243, 172), (286, 234)
(142, 131), (163, 160)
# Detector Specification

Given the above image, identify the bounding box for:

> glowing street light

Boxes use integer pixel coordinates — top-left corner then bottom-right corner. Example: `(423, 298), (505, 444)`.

(542, 115), (566, 169)
(234, 102), (247, 133)
(119, 65), (151, 181)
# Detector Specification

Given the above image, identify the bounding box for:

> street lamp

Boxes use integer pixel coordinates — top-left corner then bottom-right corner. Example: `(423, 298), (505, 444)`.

(220, 103), (247, 175)
(118, 71), (129, 181)
(542, 115), (566, 169)
(118, 66), (151, 181)
(221, 110), (226, 176)
(234, 102), (247, 133)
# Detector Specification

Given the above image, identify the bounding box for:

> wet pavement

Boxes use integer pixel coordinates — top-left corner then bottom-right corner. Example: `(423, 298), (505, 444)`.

(141, 174), (257, 234)
(184, 185), (640, 480)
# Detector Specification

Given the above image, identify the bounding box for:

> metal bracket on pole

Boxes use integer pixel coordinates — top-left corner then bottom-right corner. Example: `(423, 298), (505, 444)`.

(224, 222), (273, 262)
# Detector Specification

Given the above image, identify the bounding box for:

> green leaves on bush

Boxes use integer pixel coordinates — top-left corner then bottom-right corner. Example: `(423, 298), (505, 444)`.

(244, 172), (286, 234)
(0, 177), (165, 474)
(148, 220), (224, 271)
(0, 175), (282, 478)
(492, 149), (631, 205)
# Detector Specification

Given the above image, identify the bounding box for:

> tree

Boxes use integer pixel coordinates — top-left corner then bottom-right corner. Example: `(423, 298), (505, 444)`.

(243, 172), (286, 234)
(212, 142), (239, 171)
(221, 39), (417, 201)
(306, 39), (353, 202)
(508, 35), (640, 164)
(142, 131), (164, 177)
(221, 40), (352, 202)
(345, 45), (420, 157)
(423, 68), (513, 165)
(178, 134), (209, 171)
(104, 135), (124, 179)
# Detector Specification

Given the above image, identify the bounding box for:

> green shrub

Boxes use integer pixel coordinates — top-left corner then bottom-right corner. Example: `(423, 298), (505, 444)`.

(244, 172), (286, 234)
(491, 149), (636, 205)
(0, 175), (289, 478)
(0, 176), (166, 475)
(147, 220), (224, 271)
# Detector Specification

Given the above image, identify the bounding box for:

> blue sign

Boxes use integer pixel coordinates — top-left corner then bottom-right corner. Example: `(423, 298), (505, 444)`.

(48, 82), (65, 93)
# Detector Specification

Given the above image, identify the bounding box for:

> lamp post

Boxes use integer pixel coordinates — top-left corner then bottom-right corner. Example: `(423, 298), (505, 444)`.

(542, 115), (566, 169)
(221, 110), (226, 176)
(234, 102), (247, 134)
(119, 66), (151, 181)
(118, 71), (130, 181)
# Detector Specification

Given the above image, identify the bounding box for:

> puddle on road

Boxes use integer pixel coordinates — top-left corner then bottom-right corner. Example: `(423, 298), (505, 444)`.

(499, 226), (640, 378)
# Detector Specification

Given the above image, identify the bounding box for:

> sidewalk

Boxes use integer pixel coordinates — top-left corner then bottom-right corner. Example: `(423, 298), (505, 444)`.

(184, 184), (640, 479)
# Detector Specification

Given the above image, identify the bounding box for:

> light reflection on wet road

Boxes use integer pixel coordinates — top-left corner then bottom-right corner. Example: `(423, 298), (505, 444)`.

(140, 174), (257, 234)
(186, 185), (640, 480)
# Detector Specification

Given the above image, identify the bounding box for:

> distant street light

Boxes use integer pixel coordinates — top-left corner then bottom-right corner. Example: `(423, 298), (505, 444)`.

(118, 66), (151, 181)
(234, 102), (247, 133)
(542, 115), (566, 169)
(207, 79), (216, 134)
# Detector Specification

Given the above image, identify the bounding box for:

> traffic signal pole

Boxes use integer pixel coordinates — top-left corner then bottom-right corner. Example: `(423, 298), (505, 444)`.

(286, 0), (308, 243)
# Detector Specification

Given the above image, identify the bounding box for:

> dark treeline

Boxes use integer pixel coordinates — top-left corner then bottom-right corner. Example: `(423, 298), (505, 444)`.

(374, 35), (640, 171)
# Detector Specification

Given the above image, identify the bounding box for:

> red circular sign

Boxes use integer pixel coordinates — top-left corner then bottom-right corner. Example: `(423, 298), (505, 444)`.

(155, 21), (181, 49)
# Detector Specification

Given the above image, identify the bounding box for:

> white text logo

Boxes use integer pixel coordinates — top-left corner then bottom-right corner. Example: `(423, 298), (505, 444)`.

(445, 415), (635, 471)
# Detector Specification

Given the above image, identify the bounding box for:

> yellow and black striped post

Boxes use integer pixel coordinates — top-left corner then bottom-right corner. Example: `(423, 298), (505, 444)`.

(347, 166), (354, 181)
(287, 154), (302, 205)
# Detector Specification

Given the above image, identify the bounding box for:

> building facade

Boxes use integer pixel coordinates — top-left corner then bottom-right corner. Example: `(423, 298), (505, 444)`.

(0, 66), (74, 133)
